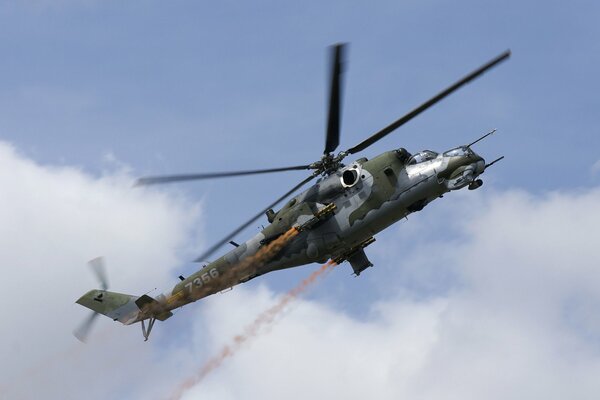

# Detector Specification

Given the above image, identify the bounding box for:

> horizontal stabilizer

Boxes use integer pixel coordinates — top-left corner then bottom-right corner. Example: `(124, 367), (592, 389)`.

(76, 290), (140, 325)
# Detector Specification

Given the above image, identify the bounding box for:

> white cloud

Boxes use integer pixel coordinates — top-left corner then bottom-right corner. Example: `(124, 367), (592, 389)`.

(0, 142), (202, 399)
(176, 187), (600, 400)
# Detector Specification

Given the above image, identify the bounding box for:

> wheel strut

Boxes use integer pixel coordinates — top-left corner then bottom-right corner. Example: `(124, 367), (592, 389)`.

(141, 317), (156, 341)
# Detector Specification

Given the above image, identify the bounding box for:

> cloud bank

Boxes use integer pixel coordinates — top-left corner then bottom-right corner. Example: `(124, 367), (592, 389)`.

(1, 141), (599, 400)
(177, 189), (600, 400)
(0, 142), (202, 399)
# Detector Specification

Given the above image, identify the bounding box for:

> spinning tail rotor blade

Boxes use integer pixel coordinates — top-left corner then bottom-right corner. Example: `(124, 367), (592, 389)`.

(193, 174), (317, 262)
(324, 43), (346, 155)
(346, 50), (511, 155)
(73, 311), (100, 342)
(74, 257), (109, 342)
(136, 165), (312, 186)
(89, 257), (108, 291)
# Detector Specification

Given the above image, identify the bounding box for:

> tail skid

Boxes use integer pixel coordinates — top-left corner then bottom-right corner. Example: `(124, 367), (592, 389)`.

(135, 294), (173, 341)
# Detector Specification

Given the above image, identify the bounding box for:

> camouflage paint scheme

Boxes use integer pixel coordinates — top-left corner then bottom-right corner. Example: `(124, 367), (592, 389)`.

(74, 43), (510, 340)
(77, 145), (485, 330)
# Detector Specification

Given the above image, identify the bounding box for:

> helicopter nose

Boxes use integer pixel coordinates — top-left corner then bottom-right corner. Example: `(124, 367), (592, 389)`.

(468, 150), (485, 175)
(475, 159), (485, 175)
(469, 151), (485, 174)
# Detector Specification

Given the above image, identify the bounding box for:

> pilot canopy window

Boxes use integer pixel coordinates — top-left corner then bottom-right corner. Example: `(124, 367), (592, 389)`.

(407, 150), (438, 165)
(443, 146), (470, 157)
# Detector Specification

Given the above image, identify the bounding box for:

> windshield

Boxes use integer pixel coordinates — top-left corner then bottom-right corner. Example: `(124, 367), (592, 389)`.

(408, 150), (438, 165)
(443, 146), (469, 157)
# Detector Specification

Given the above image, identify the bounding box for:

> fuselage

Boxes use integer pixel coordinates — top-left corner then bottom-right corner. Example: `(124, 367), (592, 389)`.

(162, 146), (485, 311)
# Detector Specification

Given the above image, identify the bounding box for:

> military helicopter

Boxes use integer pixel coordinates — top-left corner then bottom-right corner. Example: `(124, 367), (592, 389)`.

(75, 44), (510, 341)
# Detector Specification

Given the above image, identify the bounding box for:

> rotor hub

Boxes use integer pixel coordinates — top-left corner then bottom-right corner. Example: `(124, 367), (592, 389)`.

(310, 152), (348, 176)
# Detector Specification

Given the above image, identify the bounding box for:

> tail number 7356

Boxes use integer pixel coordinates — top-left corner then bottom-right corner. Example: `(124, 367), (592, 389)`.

(185, 268), (220, 293)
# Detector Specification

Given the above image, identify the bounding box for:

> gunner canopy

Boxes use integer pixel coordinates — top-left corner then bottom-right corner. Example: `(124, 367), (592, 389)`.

(407, 150), (438, 165)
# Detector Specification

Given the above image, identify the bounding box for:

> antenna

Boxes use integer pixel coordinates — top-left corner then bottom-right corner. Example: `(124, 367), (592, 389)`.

(467, 128), (497, 148)
(484, 156), (505, 170)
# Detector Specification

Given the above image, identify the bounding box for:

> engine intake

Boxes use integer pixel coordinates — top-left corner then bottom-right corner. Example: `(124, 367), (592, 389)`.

(340, 164), (361, 188)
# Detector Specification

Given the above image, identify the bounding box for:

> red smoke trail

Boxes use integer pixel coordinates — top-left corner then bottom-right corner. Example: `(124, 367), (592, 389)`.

(168, 260), (337, 400)
(165, 227), (300, 308)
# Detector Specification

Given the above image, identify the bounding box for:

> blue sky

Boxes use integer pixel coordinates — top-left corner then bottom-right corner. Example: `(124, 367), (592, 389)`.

(3, 0), (599, 188)
(1, 1), (600, 399)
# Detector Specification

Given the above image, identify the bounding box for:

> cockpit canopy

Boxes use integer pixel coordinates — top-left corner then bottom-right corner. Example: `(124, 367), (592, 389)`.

(407, 150), (438, 165)
(443, 146), (472, 158)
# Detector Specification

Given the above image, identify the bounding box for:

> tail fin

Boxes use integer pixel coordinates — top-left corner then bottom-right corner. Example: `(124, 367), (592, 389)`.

(76, 290), (140, 325)
(134, 294), (173, 321)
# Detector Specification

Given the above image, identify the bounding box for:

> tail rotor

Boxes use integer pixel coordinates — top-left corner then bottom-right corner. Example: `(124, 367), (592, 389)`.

(73, 257), (109, 342)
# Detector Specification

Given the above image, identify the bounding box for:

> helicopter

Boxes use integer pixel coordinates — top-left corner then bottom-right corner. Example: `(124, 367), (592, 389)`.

(75, 44), (510, 341)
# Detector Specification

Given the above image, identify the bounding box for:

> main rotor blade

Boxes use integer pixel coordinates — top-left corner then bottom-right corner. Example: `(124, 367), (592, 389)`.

(88, 257), (108, 291)
(346, 50), (511, 155)
(136, 165), (312, 186)
(324, 43), (346, 155)
(193, 174), (316, 262)
(73, 311), (100, 342)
